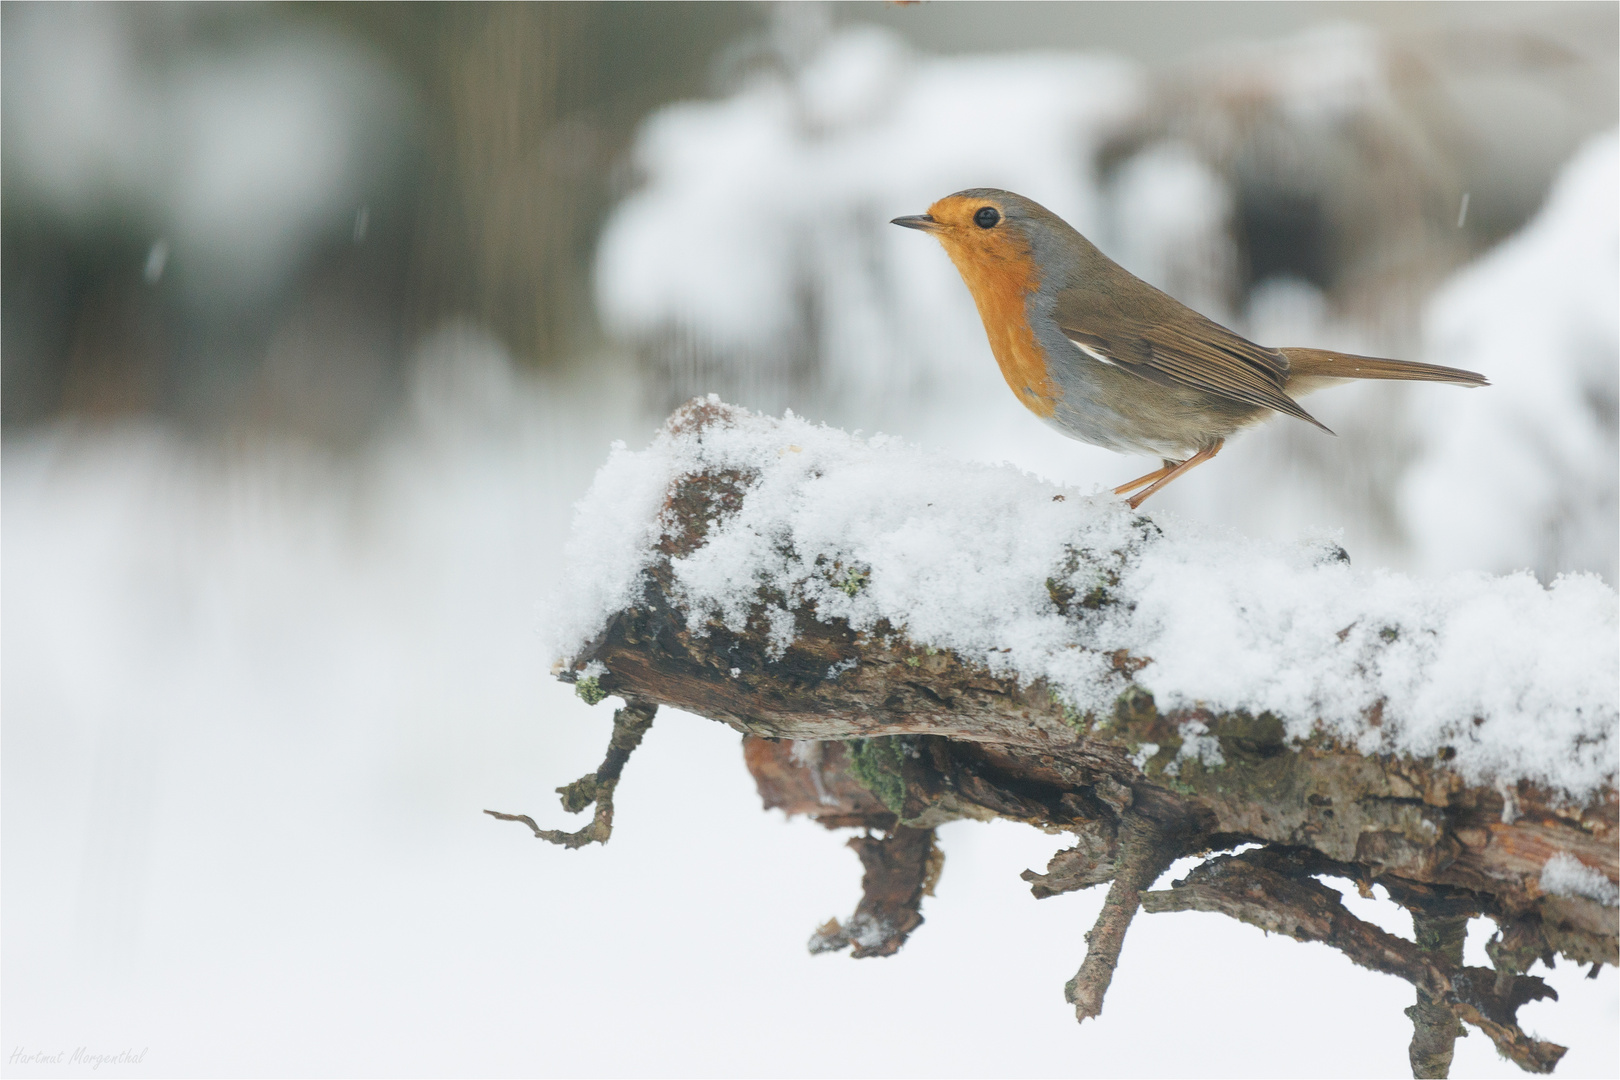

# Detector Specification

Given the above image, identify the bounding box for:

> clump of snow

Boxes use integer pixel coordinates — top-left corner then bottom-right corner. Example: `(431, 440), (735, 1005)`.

(542, 439), (685, 665)
(826, 657), (858, 680)
(845, 914), (895, 950)
(1171, 720), (1225, 775)
(1402, 130), (1620, 585)
(1130, 744), (1163, 772)
(550, 400), (1617, 801)
(1540, 853), (1619, 908)
(806, 913), (895, 955)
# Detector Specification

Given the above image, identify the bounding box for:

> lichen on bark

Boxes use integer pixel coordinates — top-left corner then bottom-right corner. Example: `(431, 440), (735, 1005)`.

(845, 737), (908, 816)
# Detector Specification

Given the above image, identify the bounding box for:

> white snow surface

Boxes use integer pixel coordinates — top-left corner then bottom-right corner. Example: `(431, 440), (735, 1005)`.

(550, 400), (1618, 800)
(1540, 853), (1620, 908)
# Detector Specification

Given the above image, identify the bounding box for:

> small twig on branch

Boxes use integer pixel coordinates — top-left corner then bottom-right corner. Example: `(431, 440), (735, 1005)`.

(1065, 810), (1180, 1022)
(485, 698), (658, 848)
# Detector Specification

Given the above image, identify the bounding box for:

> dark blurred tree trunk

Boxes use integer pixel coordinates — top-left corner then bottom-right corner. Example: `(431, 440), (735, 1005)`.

(408, 4), (599, 363)
(345, 2), (764, 366)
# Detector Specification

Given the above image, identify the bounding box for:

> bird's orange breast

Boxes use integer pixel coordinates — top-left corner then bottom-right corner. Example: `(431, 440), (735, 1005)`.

(937, 236), (1057, 418)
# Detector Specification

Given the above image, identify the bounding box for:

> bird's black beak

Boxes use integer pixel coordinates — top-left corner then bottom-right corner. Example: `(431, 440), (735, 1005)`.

(890, 214), (940, 232)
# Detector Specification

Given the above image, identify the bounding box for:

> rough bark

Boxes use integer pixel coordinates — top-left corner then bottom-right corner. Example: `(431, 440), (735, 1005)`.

(808, 825), (942, 959)
(518, 402), (1615, 1075)
(1407, 910), (1471, 1078)
(1064, 812), (1177, 1022)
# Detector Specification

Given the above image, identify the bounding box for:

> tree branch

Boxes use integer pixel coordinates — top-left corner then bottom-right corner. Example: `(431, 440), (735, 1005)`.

(526, 400), (1617, 1074)
(1140, 849), (1565, 1074)
(1065, 811), (1178, 1021)
(485, 698), (657, 848)
(1408, 910), (1471, 1078)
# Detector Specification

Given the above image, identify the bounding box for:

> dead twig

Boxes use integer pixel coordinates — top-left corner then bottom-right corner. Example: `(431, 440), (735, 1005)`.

(1407, 910), (1471, 1078)
(1141, 850), (1565, 1075)
(485, 698), (657, 848)
(1065, 810), (1180, 1022)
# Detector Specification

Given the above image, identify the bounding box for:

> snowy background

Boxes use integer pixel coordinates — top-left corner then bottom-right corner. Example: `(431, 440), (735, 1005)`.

(4, 4), (1616, 1077)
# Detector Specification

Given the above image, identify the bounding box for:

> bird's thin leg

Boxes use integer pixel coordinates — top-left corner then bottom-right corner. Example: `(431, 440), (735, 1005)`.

(1126, 440), (1223, 509)
(1112, 460), (1180, 495)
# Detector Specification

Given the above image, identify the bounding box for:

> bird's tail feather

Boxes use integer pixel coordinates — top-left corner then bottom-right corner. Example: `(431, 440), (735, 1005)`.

(1281, 347), (1488, 390)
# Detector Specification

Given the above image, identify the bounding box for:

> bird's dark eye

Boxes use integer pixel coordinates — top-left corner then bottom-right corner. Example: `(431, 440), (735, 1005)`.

(973, 206), (1000, 229)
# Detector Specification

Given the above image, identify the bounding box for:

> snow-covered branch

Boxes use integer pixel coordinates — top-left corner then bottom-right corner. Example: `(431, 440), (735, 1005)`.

(521, 398), (1616, 1075)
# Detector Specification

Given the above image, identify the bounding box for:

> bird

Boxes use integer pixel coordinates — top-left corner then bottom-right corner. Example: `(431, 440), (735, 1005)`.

(892, 189), (1487, 508)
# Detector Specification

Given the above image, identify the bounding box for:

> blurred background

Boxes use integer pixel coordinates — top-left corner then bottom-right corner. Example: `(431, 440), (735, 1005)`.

(4, 3), (1615, 1076)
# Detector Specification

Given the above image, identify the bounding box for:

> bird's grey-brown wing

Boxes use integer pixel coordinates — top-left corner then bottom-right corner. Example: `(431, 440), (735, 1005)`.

(1060, 316), (1333, 433)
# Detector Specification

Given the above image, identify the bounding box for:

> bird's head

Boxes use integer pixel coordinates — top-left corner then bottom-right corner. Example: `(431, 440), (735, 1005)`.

(893, 189), (1063, 309)
(891, 188), (1068, 293)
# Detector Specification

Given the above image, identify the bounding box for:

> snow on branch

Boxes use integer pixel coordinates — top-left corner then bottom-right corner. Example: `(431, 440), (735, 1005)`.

(512, 398), (1616, 1076)
(552, 398), (1614, 801)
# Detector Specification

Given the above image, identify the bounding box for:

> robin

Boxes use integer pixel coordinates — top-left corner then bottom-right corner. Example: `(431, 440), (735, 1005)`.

(892, 189), (1486, 507)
